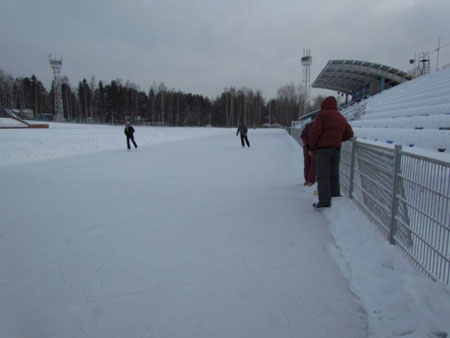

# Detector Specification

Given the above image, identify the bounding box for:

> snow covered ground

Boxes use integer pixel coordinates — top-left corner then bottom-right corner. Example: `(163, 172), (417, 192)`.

(0, 121), (235, 166)
(1, 123), (449, 338)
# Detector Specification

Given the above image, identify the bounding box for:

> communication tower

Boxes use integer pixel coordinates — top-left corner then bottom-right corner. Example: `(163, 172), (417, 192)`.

(49, 55), (65, 121)
(301, 49), (312, 115)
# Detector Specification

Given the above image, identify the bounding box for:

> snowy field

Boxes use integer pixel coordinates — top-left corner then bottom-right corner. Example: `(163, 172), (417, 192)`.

(1, 123), (449, 338)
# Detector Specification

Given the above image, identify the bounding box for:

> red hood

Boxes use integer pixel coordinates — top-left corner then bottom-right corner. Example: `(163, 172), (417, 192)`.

(320, 96), (337, 110)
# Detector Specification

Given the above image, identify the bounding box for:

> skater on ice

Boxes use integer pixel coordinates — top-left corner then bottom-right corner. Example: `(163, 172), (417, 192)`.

(236, 121), (250, 148)
(124, 121), (138, 150)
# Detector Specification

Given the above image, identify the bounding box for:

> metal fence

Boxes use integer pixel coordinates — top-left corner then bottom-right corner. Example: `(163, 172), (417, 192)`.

(290, 128), (450, 285)
(342, 139), (450, 284)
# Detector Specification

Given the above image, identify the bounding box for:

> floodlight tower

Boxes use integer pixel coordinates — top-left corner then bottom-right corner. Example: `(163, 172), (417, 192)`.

(417, 52), (430, 76)
(49, 55), (65, 121)
(301, 49), (312, 115)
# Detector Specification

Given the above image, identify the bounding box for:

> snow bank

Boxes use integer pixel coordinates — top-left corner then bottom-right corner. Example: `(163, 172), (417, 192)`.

(321, 198), (450, 338)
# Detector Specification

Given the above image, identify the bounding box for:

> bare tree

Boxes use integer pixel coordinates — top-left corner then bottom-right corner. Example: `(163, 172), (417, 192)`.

(276, 83), (302, 125)
(158, 82), (167, 125)
(89, 76), (96, 120)
(0, 67), (14, 108)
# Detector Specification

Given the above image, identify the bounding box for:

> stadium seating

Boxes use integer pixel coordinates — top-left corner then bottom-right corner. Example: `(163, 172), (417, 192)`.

(340, 66), (450, 153)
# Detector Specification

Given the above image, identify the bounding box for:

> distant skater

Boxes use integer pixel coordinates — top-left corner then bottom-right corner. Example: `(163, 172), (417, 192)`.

(236, 122), (250, 147)
(124, 121), (138, 150)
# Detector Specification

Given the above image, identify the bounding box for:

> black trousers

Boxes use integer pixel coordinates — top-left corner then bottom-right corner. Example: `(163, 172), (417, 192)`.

(240, 135), (250, 147)
(315, 148), (341, 206)
(127, 135), (137, 149)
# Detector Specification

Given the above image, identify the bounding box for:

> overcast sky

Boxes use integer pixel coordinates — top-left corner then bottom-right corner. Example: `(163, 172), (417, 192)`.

(1, 0), (449, 99)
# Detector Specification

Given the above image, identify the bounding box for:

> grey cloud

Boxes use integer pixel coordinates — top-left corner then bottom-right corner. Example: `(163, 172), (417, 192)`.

(1, 0), (449, 98)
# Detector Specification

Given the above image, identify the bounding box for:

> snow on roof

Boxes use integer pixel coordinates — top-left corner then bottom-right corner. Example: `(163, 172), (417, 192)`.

(312, 59), (413, 94)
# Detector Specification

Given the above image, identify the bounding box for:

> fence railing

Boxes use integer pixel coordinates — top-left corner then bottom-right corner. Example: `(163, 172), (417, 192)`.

(290, 128), (450, 285)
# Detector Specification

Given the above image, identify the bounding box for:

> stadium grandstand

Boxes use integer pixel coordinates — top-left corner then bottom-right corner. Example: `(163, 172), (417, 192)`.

(312, 59), (413, 103)
(292, 60), (450, 156)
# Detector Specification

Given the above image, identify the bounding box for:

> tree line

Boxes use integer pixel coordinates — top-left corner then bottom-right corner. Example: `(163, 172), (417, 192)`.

(0, 66), (326, 127)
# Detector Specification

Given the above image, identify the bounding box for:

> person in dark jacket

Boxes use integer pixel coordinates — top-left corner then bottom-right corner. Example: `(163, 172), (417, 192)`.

(236, 122), (250, 147)
(309, 96), (353, 208)
(124, 121), (138, 150)
(300, 119), (316, 186)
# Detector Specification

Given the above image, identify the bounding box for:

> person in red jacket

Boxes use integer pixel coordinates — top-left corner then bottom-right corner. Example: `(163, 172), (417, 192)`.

(300, 118), (316, 186)
(309, 96), (353, 208)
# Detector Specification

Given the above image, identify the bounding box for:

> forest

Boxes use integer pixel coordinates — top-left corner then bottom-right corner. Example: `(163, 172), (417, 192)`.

(0, 67), (326, 127)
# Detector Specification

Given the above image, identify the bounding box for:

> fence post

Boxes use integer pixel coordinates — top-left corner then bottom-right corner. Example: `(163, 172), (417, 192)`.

(348, 137), (357, 198)
(389, 145), (402, 245)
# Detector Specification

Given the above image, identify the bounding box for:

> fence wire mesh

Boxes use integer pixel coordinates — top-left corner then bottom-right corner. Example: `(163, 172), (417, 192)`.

(340, 139), (450, 284)
(395, 152), (450, 284)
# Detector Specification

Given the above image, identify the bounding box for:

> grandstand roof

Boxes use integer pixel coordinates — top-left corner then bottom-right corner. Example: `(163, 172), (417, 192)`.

(312, 60), (413, 95)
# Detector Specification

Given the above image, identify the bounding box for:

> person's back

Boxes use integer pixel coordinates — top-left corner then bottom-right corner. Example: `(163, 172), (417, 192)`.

(309, 97), (353, 150)
(236, 122), (250, 147)
(124, 124), (134, 136)
(309, 96), (353, 208)
(237, 123), (248, 136)
(124, 121), (138, 149)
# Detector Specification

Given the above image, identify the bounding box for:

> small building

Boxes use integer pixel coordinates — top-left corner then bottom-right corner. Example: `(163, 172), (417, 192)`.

(38, 114), (54, 121)
(10, 109), (34, 120)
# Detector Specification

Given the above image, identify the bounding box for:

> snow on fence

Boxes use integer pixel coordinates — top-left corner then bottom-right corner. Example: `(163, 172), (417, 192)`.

(289, 128), (450, 285)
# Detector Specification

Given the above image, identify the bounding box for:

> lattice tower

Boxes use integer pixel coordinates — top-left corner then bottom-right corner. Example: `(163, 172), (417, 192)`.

(418, 52), (431, 76)
(301, 49), (312, 115)
(49, 55), (65, 121)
